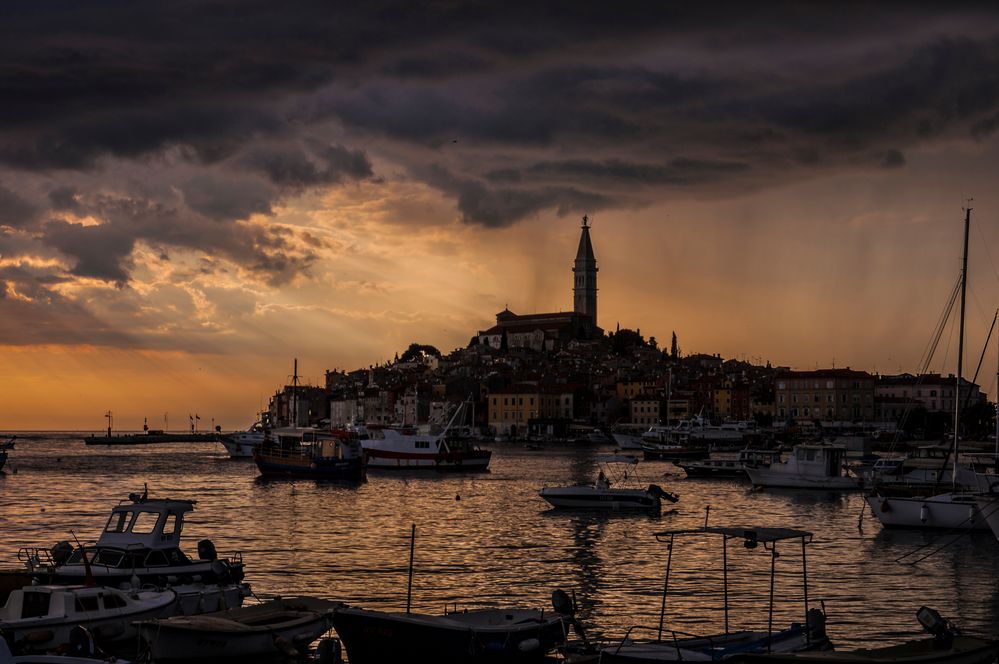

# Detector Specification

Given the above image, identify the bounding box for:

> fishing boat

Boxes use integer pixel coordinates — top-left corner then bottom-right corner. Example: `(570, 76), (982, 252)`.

(136, 597), (339, 660)
(726, 607), (998, 664)
(0, 585), (175, 653)
(540, 455), (678, 510)
(745, 444), (862, 490)
(866, 207), (991, 529)
(0, 438), (14, 473)
(677, 449), (782, 479)
(253, 427), (366, 480)
(601, 526), (830, 663)
(359, 401), (492, 472)
(18, 491), (246, 588)
(332, 604), (569, 663)
(219, 422), (264, 459)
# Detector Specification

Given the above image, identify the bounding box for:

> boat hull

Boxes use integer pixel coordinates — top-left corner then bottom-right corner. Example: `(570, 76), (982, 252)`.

(642, 446), (709, 461)
(677, 460), (750, 479)
(540, 486), (661, 510)
(364, 448), (492, 472)
(746, 468), (862, 490)
(602, 623), (830, 663)
(254, 451), (366, 480)
(724, 635), (999, 664)
(137, 597), (338, 660)
(866, 494), (989, 530)
(974, 495), (999, 541)
(219, 438), (258, 458)
(332, 606), (566, 664)
(613, 433), (645, 450)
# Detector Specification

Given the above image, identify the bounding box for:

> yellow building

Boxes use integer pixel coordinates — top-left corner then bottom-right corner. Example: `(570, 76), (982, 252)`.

(488, 386), (574, 436)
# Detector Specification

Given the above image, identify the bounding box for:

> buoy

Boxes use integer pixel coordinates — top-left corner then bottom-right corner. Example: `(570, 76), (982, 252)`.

(880, 499), (891, 513)
(518, 638), (541, 652)
(455, 494), (461, 501)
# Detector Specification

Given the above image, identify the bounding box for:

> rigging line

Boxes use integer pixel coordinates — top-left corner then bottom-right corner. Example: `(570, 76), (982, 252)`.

(967, 284), (991, 329)
(939, 297), (958, 376)
(972, 220), (999, 287)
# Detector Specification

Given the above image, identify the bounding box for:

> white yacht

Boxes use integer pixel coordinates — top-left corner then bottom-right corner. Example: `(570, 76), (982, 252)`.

(868, 492), (989, 531)
(219, 422), (264, 458)
(745, 444), (863, 490)
(540, 455), (678, 510)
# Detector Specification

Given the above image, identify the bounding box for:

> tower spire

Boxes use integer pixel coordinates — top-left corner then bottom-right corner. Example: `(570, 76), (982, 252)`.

(572, 215), (598, 324)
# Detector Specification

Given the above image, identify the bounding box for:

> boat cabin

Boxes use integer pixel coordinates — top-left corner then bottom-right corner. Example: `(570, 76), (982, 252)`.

(1, 585), (134, 622)
(790, 444), (847, 477)
(96, 498), (195, 551)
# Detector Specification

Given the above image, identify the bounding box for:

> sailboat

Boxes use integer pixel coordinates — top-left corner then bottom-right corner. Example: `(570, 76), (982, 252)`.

(865, 207), (989, 531)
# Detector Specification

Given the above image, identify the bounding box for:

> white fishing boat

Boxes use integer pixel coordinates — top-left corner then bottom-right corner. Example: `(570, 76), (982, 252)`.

(19, 491), (245, 589)
(219, 422), (264, 458)
(540, 455), (678, 511)
(359, 402), (491, 472)
(0, 585), (175, 652)
(745, 444), (862, 490)
(136, 597), (338, 660)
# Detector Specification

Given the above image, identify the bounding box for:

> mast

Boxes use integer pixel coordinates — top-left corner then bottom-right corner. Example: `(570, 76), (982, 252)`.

(954, 206), (971, 487)
(292, 358), (299, 428)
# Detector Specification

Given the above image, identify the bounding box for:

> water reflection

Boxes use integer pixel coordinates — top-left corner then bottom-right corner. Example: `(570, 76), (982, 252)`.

(0, 439), (998, 648)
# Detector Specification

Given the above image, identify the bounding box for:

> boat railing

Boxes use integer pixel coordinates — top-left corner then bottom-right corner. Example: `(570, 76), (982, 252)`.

(609, 624), (720, 659)
(18, 546), (55, 570)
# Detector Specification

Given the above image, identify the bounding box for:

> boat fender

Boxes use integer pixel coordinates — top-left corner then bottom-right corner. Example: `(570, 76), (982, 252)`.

(968, 505), (976, 524)
(879, 499), (891, 513)
(518, 638), (541, 652)
(920, 504), (929, 524)
(273, 634), (299, 657)
(315, 638), (343, 664)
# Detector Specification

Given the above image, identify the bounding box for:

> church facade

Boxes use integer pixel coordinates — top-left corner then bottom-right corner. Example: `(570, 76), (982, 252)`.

(477, 216), (603, 352)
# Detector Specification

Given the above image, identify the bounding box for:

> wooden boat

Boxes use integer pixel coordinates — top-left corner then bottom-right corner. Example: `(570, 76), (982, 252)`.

(254, 427), (366, 480)
(136, 597), (339, 660)
(726, 607), (998, 664)
(601, 526), (830, 663)
(0, 585), (176, 652)
(332, 604), (568, 663)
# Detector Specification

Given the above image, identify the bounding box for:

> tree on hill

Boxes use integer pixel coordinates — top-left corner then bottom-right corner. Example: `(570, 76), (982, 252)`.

(609, 328), (646, 355)
(399, 343), (442, 363)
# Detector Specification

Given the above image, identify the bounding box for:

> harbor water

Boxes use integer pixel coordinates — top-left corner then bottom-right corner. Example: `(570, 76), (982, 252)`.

(2, 436), (999, 651)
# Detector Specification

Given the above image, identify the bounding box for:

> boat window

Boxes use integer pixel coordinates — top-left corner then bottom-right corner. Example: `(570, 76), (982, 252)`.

(74, 595), (100, 612)
(20, 591), (51, 619)
(95, 549), (125, 568)
(162, 514), (178, 535)
(103, 594), (127, 609)
(144, 550), (169, 567)
(415, 441), (430, 449)
(130, 511), (161, 534)
(105, 511), (129, 533)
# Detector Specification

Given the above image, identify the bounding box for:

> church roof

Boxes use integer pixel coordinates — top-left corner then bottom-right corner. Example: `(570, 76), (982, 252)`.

(575, 221), (595, 263)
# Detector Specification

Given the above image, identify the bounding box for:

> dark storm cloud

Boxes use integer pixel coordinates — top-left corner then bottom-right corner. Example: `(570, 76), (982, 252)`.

(1, 1), (999, 347)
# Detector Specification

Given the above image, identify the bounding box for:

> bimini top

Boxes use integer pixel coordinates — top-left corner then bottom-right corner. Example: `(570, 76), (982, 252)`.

(654, 526), (813, 543)
(96, 496), (196, 550)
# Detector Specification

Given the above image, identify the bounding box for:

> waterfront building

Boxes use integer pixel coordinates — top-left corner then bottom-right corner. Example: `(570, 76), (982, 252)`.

(488, 385), (575, 436)
(630, 395), (662, 426)
(775, 368), (875, 424)
(876, 373), (982, 414)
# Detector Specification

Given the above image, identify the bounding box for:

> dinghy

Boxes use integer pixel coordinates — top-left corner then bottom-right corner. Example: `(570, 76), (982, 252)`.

(135, 596), (338, 660)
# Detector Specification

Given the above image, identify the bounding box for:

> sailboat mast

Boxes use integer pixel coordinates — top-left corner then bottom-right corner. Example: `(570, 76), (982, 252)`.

(292, 357), (299, 428)
(954, 206), (971, 486)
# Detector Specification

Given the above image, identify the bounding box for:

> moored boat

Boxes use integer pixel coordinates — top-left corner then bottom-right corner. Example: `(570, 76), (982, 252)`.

(0, 585), (176, 652)
(865, 492), (988, 531)
(677, 449), (782, 479)
(219, 422), (264, 459)
(254, 427), (366, 480)
(18, 491), (245, 589)
(540, 455), (678, 511)
(332, 604), (568, 663)
(136, 597), (339, 661)
(745, 444), (862, 490)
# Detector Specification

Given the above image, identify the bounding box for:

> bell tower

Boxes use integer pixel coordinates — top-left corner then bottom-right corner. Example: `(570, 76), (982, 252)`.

(572, 215), (598, 324)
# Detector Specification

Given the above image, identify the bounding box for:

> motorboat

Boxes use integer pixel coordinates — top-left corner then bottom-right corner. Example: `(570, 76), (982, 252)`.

(254, 427), (366, 480)
(359, 402), (492, 472)
(136, 596), (339, 660)
(601, 526), (830, 663)
(612, 432), (645, 450)
(0, 438), (12, 473)
(745, 444), (863, 490)
(332, 603), (569, 663)
(0, 626), (129, 664)
(219, 422), (264, 459)
(725, 607), (998, 664)
(540, 455), (678, 511)
(19, 491), (245, 588)
(0, 585), (175, 653)
(677, 449), (782, 479)
(642, 417), (756, 446)
(866, 492), (989, 531)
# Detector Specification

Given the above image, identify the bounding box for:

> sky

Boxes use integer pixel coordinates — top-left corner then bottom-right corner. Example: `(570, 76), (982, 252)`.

(3, 3), (999, 429)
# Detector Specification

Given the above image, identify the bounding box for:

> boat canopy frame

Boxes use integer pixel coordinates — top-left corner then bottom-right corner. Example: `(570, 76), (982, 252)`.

(650, 525), (815, 653)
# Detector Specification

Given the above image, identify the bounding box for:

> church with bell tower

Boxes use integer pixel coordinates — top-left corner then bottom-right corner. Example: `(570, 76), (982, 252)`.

(476, 216), (603, 351)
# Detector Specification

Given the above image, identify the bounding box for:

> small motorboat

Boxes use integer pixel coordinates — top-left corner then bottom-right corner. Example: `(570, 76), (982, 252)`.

(677, 449), (782, 479)
(135, 596), (339, 660)
(1, 625), (129, 663)
(332, 602), (569, 663)
(0, 585), (176, 653)
(18, 490), (245, 588)
(725, 607), (998, 664)
(219, 422), (264, 459)
(540, 455), (678, 511)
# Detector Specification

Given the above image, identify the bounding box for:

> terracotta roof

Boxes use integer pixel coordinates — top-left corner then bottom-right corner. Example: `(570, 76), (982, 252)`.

(777, 368), (873, 379)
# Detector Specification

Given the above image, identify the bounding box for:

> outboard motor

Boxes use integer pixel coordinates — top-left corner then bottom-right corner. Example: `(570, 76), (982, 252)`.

(198, 539), (218, 561)
(648, 484), (680, 503)
(68, 625), (96, 657)
(917, 606), (960, 646)
(552, 589), (589, 650)
(50, 540), (74, 566)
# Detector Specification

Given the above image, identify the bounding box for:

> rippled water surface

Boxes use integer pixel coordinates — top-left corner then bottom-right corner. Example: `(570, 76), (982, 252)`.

(2, 436), (999, 651)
